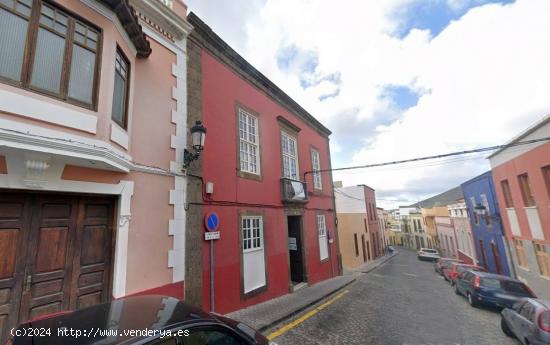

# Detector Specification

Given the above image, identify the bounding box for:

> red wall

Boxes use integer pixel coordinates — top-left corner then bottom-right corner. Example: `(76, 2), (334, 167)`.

(200, 51), (338, 313)
(363, 186), (382, 258)
(491, 142), (550, 243)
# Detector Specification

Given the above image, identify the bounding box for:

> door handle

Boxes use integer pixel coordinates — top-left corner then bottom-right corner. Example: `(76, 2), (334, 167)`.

(23, 274), (32, 292)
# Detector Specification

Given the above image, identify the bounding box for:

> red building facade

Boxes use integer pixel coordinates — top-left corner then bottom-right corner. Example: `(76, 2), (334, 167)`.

(363, 186), (383, 258)
(185, 14), (340, 313)
(489, 115), (550, 299)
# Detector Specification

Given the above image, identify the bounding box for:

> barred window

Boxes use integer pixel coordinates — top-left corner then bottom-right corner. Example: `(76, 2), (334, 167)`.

(238, 109), (260, 175)
(242, 216), (263, 252)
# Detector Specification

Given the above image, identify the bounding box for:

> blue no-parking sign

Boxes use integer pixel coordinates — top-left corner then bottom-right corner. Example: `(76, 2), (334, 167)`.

(205, 212), (220, 232)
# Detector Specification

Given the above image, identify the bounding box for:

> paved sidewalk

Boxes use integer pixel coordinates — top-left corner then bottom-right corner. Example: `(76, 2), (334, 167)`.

(226, 275), (355, 332)
(226, 252), (398, 332)
(344, 250), (400, 275)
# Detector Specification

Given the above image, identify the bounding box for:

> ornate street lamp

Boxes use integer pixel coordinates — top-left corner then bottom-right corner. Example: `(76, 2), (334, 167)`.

(184, 121), (207, 168)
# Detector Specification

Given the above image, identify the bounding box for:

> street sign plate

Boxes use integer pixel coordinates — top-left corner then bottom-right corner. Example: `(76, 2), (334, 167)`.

(205, 212), (220, 232)
(205, 231), (220, 240)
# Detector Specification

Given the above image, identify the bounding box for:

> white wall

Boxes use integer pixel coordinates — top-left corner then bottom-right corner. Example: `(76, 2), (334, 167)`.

(335, 186), (366, 214)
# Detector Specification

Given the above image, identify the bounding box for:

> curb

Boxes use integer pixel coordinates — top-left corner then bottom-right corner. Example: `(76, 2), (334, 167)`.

(358, 251), (400, 274)
(259, 253), (398, 333)
(258, 277), (356, 333)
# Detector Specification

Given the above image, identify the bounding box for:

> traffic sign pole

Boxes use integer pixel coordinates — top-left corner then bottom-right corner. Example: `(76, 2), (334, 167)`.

(204, 212), (220, 312)
(210, 239), (214, 312)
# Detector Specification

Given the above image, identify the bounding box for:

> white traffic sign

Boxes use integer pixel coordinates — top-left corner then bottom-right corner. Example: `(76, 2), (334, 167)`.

(205, 231), (220, 240)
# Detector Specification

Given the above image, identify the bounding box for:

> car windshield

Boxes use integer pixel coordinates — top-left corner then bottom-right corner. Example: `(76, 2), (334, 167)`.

(456, 266), (468, 272)
(423, 249), (437, 254)
(501, 281), (532, 296)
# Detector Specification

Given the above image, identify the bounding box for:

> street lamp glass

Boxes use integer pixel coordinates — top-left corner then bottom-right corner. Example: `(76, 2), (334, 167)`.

(191, 121), (207, 151)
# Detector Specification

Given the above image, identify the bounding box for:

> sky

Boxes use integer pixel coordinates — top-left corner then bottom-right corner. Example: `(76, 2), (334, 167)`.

(184, 0), (550, 209)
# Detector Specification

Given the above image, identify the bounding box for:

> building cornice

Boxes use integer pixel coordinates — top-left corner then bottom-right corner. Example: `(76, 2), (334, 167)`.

(98, 0), (151, 57)
(131, 0), (193, 42)
(187, 12), (332, 137)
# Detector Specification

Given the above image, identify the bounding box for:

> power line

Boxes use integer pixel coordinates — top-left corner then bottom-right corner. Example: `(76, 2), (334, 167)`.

(334, 187), (418, 204)
(305, 136), (550, 176)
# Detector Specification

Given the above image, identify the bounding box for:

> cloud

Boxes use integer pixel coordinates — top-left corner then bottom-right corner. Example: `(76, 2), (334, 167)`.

(185, 0), (550, 209)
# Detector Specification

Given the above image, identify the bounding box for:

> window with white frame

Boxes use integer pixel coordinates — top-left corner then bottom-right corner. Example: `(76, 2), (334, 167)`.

(242, 216), (263, 251)
(311, 149), (322, 190)
(480, 194), (492, 225)
(317, 215), (329, 260)
(239, 108), (260, 175)
(241, 215), (266, 294)
(281, 131), (299, 180)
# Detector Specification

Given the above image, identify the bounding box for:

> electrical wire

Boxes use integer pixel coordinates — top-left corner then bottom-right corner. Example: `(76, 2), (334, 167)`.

(305, 136), (550, 177)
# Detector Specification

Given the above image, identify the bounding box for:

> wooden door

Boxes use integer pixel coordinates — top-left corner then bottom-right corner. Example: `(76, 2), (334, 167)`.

(491, 242), (503, 274)
(0, 193), (114, 344)
(0, 195), (32, 344)
(70, 197), (114, 309)
(19, 195), (79, 322)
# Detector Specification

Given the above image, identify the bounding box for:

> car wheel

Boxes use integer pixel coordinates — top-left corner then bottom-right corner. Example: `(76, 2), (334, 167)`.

(500, 318), (514, 338)
(468, 293), (478, 308)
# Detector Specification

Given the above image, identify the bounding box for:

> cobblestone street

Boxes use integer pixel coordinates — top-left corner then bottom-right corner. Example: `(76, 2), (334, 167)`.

(269, 249), (519, 345)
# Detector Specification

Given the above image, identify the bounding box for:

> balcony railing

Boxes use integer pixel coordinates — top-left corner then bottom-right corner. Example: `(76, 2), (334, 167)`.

(281, 178), (308, 203)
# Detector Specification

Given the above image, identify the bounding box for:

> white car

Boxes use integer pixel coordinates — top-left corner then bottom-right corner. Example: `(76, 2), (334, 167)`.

(417, 248), (440, 261)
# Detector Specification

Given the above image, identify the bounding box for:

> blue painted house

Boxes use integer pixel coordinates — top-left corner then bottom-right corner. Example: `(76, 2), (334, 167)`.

(461, 171), (512, 276)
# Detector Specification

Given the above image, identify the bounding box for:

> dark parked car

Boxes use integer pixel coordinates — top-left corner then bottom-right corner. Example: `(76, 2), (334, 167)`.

(434, 258), (463, 275)
(8, 295), (274, 345)
(454, 271), (537, 309)
(501, 298), (550, 345)
(442, 263), (486, 285)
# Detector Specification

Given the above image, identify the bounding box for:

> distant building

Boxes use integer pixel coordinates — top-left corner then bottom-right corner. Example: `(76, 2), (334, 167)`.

(378, 208), (390, 251)
(436, 215), (458, 258)
(335, 184), (382, 269)
(387, 209), (403, 246)
(489, 115), (550, 299)
(398, 206), (429, 250)
(448, 200), (477, 265)
(414, 187), (464, 254)
(461, 172), (511, 275)
(399, 207), (416, 249)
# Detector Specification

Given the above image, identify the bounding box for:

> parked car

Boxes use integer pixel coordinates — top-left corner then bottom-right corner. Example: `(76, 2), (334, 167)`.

(8, 295), (275, 345)
(417, 248), (440, 261)
(434, 258), (463, 275)
(454, 271), (537, 309)
(443, 263), (486, 285)
(501, 298), (550, 345)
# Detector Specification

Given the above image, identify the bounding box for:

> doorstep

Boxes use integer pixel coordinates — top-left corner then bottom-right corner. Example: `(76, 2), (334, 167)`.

(225, 275), (355, 332)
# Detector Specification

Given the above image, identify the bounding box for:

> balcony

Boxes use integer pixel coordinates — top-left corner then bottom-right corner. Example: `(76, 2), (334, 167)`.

(281, 178), (308, 203)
